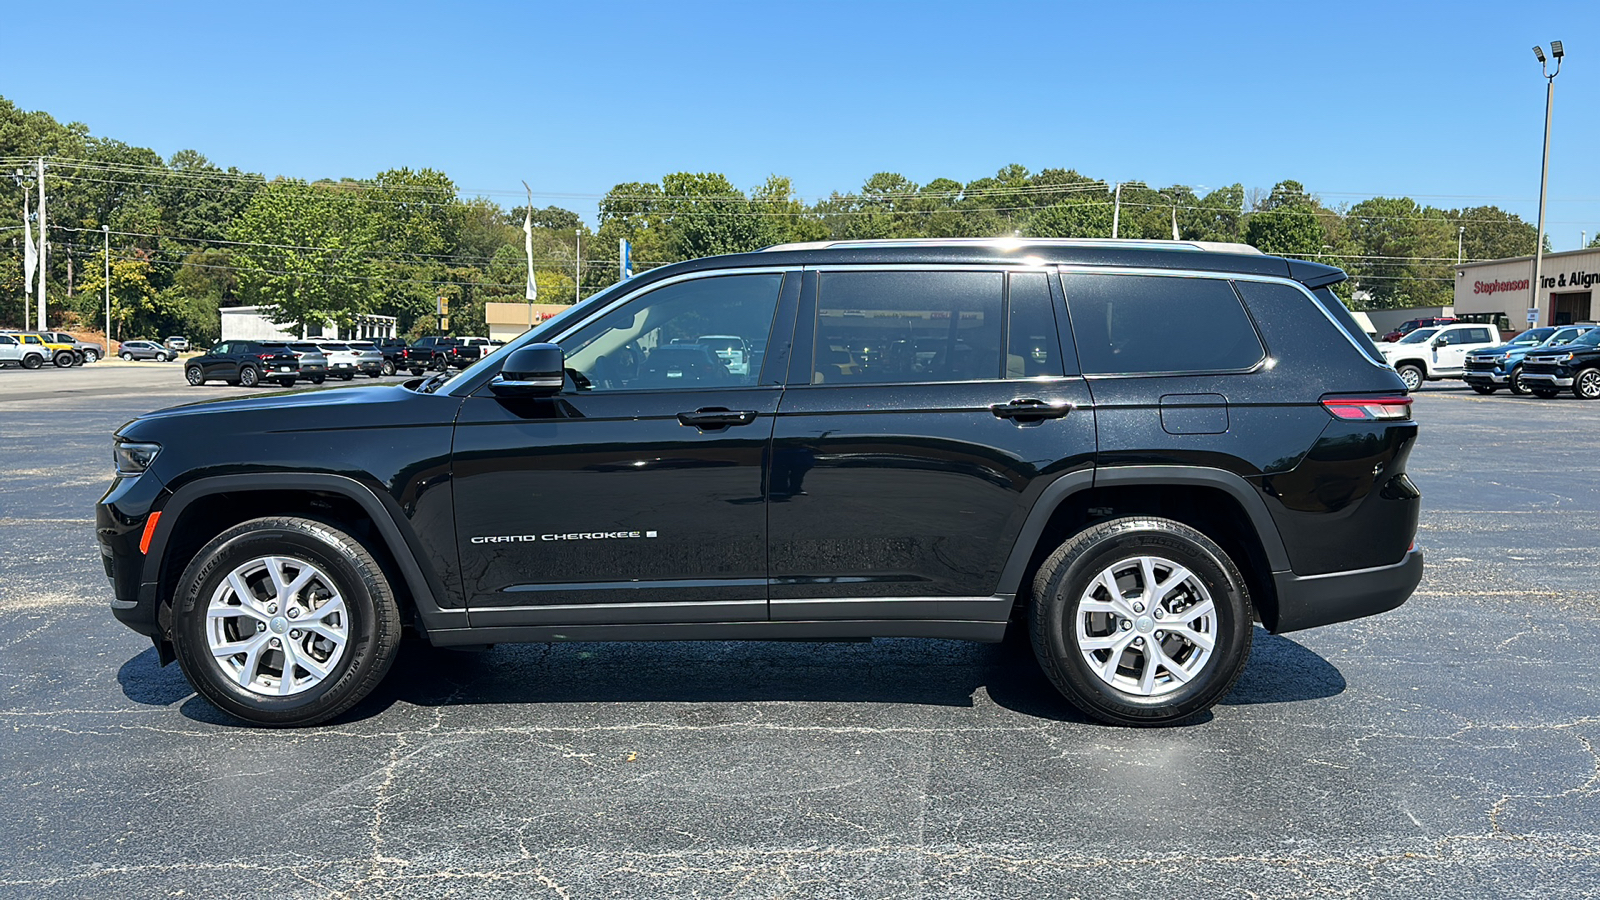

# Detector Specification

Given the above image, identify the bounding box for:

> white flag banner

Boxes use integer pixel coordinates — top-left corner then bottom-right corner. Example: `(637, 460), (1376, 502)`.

(1171, 207), (1180, 241)
(522, 184), (538, 302)
(23, 209), (36, 287)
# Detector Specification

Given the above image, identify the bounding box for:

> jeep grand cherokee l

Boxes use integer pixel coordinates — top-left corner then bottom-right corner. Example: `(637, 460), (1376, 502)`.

(97, 238), (1423, 727)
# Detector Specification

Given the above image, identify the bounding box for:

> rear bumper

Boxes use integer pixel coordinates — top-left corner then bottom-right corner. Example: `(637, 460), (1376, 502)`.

(1269, 546), (1423, 633)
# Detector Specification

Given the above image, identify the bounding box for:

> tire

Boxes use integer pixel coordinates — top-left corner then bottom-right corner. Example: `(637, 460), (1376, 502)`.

(310, 375), (326, 385)
(339, 372), (354, 381)
(83, 349), (99, 363)
(21, 353), (43, 370)
(1396, 364), (1423, 392)
(170, 516), (402, 727)
(121, 352), (134, 361)
(409, 368), (424, 376)
(380, 359), (396, 376)
(277, 377), (297, 388)
(1508, 366), (1530, 396)
(1470, 384), (1496, 395)
(366, 371), (382, 379)
(1030, 517), (1253, 726)
(239, 365), (260, 387)
(186, 366), (205, 386)
(1532, 388), (1560, 399)
(53, 350), (74, 368)
(1575, 368), (1600, 400)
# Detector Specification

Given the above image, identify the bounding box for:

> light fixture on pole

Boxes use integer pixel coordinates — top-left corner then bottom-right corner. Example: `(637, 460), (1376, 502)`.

(1457, 225), (1465, 264)
(1530, 40), (1564, 327)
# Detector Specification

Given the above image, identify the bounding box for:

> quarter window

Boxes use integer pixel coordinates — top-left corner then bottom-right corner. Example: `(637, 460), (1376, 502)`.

(1061, 273), (1265, 375)
(1007, 272), (1067, 378)
(812, 271), (1003, 384)
(560, 273), (784, 391)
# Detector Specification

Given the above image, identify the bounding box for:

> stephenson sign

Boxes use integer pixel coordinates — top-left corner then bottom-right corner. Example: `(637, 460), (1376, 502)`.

(1473, 278), (1530, 296)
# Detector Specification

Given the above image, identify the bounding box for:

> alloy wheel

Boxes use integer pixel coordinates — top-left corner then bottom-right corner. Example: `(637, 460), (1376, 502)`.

(205, 556), (350, 697)
(1075, 555), (1216, 697)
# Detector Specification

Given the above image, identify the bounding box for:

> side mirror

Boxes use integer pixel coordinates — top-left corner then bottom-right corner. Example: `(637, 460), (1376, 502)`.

(489, 343), (564, 397)
(1431, 337), (1447, 348)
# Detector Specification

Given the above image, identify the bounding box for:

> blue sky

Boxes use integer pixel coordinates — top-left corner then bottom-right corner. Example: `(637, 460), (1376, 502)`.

(4, 1), (1598, 248)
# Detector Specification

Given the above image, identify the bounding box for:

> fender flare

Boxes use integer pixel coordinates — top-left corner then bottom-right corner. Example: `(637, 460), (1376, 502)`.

(994, 465), (1291, 597)
(141, 473), (462, 632)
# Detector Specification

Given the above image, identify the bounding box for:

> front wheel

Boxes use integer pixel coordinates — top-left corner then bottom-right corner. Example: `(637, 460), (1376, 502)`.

(186, 366), (205, 386)
(239, 365), (260, 387)
(1396, 364), (1424, 392)
(1470, 384), (1496, 395)
(1508, 366), (1530, 395)
(53, 351), (74, 368)
(83, 349), (100, 363)
(1575, 368), (1600, 400)
(1030, 517), (1253, 726)
(170, 517), (402, 727)
(1532, 388), (1561, 399)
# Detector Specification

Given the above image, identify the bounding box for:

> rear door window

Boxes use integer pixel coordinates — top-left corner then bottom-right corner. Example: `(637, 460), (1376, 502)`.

(1060, 273), (1264, 375)
(812, 271), (1003, 384)
(1006, 272), (1067, 378)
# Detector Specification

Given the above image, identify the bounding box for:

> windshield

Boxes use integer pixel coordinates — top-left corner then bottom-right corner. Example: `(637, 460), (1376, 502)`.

(1397, 328), (1439, 344)
(1515, 327), (1556, 344)
(1575, 330), (1600, 347)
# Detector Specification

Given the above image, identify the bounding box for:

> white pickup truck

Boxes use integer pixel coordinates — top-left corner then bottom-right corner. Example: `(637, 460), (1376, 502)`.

(0, 333), (48, 369)
(1378, 322), (1502, 391)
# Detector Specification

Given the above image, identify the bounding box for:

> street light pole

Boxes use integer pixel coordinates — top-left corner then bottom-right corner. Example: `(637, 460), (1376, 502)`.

(102, 225), (111, 341)
(574, 229), (581, 304)
(1457, 226), (1465, 264)
(1531, 41), (1564, 327)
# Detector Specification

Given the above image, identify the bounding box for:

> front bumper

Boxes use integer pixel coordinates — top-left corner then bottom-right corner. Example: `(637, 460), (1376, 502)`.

(1269, 546), (1423, 633)
(1461, 367), (1508, 385)
(1520, 372), (1573, 387)
(96, 473), (169, 637)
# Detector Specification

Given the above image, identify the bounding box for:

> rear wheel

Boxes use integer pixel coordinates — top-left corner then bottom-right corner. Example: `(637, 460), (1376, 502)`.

(186, 366), (205, 386)
(1575, 368), (1600, 400)
(239, 365), (260, 387)
(1470, 384), (1496, 395)
(170, 517), (402, 727)
(409, 368), (424, 376)
(21, 354), (43, 370)
(1396, 364), (1424, 392)
(276, 377), (297, 387)
(121, 352), (134, 361)
(380, 359), (396, 376)
(1030, 517), (1252, 726)
(309, 375), (326, 385)
(1532, 388), (1561, 399)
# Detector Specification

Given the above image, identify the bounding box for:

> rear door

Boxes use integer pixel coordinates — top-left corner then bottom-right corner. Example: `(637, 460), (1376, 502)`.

(767, 267), (1095, 622)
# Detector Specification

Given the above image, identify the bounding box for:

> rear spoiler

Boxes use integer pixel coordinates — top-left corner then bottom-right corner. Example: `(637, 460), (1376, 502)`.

(1287, 259), (1347, 290)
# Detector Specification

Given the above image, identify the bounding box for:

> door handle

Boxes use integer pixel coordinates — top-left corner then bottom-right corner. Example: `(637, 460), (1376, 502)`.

(677, 407), (759, 429)
(990, 398), (1072, 420)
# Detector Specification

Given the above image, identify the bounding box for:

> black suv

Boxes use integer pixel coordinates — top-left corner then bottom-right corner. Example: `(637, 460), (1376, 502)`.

(183, 340), (300, 388)
(1518, 328), (1600, 398)
(411, 335), (482, 370)
(98, 239), (1423, 727)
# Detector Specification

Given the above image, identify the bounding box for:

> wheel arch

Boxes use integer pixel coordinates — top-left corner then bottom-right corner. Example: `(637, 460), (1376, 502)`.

(998, 466), (1290, 631)
(144, 474), (457, 637)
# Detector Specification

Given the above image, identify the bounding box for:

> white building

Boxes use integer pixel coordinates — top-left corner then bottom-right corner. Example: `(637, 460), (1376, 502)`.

(220, 306), (398, 342)
(1454, 247), (1600, 328)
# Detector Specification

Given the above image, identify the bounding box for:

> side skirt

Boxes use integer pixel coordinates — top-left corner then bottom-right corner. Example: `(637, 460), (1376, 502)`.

(428, 618), (1009, 646)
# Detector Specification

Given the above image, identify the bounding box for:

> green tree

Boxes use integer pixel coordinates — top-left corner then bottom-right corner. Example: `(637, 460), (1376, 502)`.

(229, 179), (376, 336)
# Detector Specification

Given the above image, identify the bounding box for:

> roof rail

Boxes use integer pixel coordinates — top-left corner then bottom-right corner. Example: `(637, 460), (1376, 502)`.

(759, 237), (1265, 256)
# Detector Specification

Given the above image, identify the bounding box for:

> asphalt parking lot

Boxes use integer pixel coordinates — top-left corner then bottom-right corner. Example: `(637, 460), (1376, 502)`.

(2, 367), (1597, 898)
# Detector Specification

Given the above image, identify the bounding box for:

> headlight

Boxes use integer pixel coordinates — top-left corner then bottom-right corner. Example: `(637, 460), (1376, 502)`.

(114, 441), (161, 476)
(1560, 353), (1575, 362)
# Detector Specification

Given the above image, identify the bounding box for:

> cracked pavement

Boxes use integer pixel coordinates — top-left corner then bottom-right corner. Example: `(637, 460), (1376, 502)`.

(1, 368), (1597, 898)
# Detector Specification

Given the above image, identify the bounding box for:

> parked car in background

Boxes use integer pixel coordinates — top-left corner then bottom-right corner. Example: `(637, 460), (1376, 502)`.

(118, 340), (178, 362)
(1521, 328), (1600, 399)
(697, 334), (754, 376)
(411, 335), (481, 369)
(184, 340), (299, 387)
(346, 341), (387, 378)
(1378, 323), (1501, 391)
(3, 331), (80, 367)
(282, 342), (330, 384)
(164, 336), (190, 352)
(372, 337), (432, 375)
(1381, 316), (1459, 342)
(1463, 325), (1594, 395)
(42, 331), (104, 363)
(0, 333), (48, 369)
(313, 342), (380, 380)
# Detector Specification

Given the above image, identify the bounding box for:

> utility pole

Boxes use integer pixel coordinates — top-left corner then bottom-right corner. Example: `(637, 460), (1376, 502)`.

(102, 225), (111, 340)
(1112, 182), (1123, 239)
(36, 158), (46, 330)
(574, 229), (581, 304)
(1457, 226), (1465, 264)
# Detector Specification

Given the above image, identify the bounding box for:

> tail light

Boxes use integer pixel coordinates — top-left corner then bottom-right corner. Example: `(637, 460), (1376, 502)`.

(1321, 395), (1412, 421)
(257, 353), (274, 360)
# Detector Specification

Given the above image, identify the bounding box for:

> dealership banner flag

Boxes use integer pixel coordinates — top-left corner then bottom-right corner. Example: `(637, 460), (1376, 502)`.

(23, 203), (36, 287)
(522, 181), (538, 301)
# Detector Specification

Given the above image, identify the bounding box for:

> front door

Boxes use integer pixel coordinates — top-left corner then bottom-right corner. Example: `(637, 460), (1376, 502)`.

(451, 271), (796, 622)
(767, 268), (1096, 623)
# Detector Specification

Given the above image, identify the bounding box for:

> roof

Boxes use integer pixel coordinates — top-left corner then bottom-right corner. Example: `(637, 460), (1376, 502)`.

(1456, 244), (1600, 270)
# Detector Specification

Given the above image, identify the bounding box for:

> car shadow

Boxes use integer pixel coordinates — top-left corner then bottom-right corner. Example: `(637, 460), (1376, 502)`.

(119, 625), (1345, 729)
